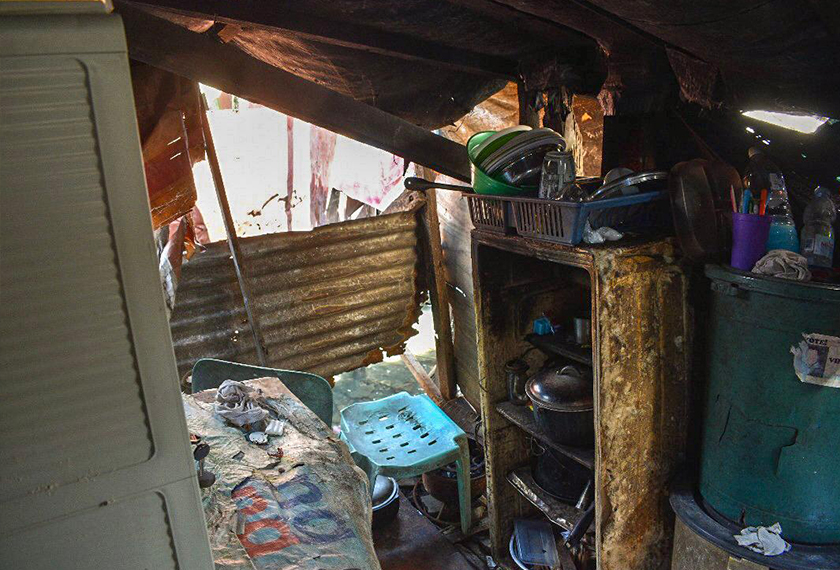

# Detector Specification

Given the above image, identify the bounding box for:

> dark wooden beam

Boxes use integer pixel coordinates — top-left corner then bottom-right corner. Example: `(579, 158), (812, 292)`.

(128, 0), (518, 79)
(116, 1), (471, 182)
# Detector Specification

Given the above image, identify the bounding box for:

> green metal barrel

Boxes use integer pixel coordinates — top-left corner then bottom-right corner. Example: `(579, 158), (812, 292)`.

(699, 265), (840, 544)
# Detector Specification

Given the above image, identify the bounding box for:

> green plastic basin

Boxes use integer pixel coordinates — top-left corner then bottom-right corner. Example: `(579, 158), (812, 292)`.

(467, 131), (537, 196)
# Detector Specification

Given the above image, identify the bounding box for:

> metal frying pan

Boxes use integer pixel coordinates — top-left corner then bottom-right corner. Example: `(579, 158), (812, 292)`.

(668, 159), (741, 263)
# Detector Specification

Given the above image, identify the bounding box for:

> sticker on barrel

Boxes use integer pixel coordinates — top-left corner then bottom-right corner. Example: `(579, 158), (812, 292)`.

(791, 333), (840, 388)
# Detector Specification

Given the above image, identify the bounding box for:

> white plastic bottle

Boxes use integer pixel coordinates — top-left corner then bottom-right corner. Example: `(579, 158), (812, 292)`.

(800, 186), (836, 269)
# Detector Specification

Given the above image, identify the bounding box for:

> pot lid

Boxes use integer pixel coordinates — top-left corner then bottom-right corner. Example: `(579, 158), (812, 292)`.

(526, 365), (593, 412)
(372, 475), (398, 510)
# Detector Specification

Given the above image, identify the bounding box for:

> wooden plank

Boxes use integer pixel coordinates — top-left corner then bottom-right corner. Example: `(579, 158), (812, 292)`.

(400, 349), (444, 406)
(129, 0), (517, 79)
(437, 188), (481, 410)
(116, 1), (471, 182)
(420, 187), (458, 401)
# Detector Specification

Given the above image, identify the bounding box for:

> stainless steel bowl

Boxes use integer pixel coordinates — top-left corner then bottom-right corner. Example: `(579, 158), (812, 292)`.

(495, 145), (562, 187)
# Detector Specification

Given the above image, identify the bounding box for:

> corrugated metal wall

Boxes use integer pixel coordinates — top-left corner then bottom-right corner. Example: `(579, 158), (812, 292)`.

(170, 209), (422, 379)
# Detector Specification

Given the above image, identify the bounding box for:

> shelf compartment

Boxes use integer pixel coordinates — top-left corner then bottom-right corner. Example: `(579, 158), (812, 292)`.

(496, 401), (594, 470)
(525, 332), (593, 366)
(507, 467), (592, 534)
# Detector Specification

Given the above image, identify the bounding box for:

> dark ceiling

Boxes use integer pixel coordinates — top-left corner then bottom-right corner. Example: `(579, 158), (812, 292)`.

(116, 0), (840, 128)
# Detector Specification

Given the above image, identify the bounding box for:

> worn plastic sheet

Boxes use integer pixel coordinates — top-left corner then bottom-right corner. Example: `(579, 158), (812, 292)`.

(183, 379), (380, 570)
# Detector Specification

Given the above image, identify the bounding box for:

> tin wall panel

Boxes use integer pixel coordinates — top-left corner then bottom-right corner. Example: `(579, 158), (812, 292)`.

(171, 210), (421, 379)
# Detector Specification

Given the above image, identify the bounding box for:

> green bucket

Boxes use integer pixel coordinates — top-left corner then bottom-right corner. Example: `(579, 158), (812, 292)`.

(699, 265), (840, 544)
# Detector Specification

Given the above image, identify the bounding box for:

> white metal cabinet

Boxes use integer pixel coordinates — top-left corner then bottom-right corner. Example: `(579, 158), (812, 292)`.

(0, 6), (214, 568)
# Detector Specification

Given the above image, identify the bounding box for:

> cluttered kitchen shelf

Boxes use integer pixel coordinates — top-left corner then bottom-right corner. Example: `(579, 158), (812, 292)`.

(507, 467), (592, 534)
(524, 332), (593, 367)
(496, 401), (595, 470)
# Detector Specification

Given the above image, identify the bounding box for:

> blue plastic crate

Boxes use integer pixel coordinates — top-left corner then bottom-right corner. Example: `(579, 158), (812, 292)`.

(510, 191), (670, 245)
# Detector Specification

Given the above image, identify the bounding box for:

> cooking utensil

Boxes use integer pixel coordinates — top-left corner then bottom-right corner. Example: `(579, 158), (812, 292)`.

(538, 150), (576, 200)
(573, 318), (591, 347)
(371, 475), (400, 529)
(467, 131), (538, 196)
(506, 358), (530, 406)
(531, 442), (590, 501)
(498, 146), (558, 187)
(482, 128), (565, 174)
(526, 365), (594, 447)
(404, 177), (472, 193)
(565, 502), (595, 548)
(669, 159), (741, 263)
(472, 125), (532, 166)
(586, 171), (667, 202)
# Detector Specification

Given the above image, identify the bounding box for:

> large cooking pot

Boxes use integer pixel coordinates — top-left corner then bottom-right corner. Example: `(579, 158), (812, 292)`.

(532, 443), (590, 502)
(526, 365), (594, 447)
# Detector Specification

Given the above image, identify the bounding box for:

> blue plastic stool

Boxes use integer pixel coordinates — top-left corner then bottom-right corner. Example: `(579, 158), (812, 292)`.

(191, 358), (333, 427)
(340, 392), (472, 534)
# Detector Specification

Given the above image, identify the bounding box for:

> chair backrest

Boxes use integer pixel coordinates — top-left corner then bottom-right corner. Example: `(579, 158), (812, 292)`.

(191, 358), (333, 426)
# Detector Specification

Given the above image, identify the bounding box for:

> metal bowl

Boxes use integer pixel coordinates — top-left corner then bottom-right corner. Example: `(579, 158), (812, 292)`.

(496, 145), (561, 187)
(371, 475), (400, 529)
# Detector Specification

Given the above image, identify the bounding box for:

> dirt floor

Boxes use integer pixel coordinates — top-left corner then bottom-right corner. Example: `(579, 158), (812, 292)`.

(330, 304), (436, 426)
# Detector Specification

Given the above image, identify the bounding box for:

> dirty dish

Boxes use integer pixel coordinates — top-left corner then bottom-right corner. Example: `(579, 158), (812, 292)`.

(471, 125), (532, 166)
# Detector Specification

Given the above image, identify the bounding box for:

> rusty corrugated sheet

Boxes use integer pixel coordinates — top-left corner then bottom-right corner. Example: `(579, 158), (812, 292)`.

(170, 210), (422, 379)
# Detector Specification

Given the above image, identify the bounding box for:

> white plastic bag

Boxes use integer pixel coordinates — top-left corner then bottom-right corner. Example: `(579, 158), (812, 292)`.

(214, 379), (268, 427)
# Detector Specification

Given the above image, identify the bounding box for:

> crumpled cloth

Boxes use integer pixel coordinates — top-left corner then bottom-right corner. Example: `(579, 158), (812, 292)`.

(734, 523), (791, 556)
(752, 250), (811, 281)
(582, 221), (623, 244)
(214, 379), (268, 427)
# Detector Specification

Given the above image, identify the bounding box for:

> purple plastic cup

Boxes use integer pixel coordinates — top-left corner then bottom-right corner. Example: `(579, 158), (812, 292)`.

(730, 212), (771, 270)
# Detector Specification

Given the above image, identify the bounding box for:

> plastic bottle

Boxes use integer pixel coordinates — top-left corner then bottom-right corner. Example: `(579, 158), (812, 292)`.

(800, 186), (836, 269)
(744, 147), (799, 252)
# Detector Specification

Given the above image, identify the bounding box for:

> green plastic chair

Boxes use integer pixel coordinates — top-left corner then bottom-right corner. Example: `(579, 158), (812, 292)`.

(191, 358), (333, 427)
(340, 391), (472, 534)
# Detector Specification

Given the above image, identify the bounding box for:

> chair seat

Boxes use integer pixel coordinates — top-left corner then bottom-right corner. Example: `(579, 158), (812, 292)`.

(340, 392), (472, 534)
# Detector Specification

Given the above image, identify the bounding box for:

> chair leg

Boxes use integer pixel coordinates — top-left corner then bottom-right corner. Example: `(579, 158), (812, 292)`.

(455, 440), (472, 535)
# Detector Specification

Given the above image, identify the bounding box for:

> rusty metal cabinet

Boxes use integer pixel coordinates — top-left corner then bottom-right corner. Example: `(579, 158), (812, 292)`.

(472, 231), (690, 570)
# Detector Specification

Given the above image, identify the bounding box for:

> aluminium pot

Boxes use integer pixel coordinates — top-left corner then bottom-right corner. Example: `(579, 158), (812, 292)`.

(526, 365), (594, 447)
(371, 475), (400, 529)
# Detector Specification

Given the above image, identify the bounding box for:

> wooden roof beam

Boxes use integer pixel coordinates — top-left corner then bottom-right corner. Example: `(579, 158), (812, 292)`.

(116, 1), (471, 181)
(126, 0), (518, 79)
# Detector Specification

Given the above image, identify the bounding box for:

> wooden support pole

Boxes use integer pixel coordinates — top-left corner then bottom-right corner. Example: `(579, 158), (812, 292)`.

(400, 349), (444, 406)
(517, 80), (541, 128)
(117, 1), (471, 182)
(418, 184), (458, 402)
(199, 96), (267, 365)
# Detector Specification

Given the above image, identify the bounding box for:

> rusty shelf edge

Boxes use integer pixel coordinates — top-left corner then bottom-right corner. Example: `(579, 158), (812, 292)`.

(496, 401), (595, 469)
(525, 332), (593, 367)
(507, 468), (591, 534)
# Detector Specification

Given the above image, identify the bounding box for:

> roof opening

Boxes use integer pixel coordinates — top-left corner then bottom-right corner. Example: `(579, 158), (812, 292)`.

(742, 110), (829, 134)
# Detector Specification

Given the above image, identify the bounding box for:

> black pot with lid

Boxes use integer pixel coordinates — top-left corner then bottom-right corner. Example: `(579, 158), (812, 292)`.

(526, 364), (594, 447)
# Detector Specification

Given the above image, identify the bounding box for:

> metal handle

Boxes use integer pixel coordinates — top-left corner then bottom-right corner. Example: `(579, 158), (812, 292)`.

(404, 176), (472, 193)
